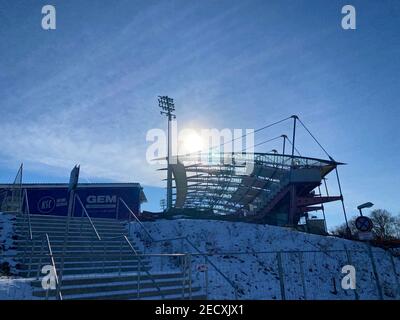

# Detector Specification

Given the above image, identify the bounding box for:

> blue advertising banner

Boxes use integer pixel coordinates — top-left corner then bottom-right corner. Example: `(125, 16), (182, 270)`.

(1, 184), (142, 220)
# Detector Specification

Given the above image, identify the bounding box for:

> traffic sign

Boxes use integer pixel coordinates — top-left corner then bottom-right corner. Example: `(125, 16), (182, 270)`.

(355, 216), (373, 232)
(68, 165), (80, 192)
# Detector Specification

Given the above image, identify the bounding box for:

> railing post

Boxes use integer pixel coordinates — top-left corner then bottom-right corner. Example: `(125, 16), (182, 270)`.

(188, 253), (192, 300)
(184, 254), (188, 299)
(298, 252), (307, 300)
(36, 237), (44, 279)
(344, 245), (359, 300)
(119, 239), (122, 276)
(116, 197), (119, 220)
(103, 241), (106, 274)
(277, 251), (286, 300)
(389, 252), (400, 299)
(205, 256), (209, 300)
(90, 240), (93, 265)
(368, 245), (384, 300)
(137, 255), (141, 299)
(28, 241), (34, 278)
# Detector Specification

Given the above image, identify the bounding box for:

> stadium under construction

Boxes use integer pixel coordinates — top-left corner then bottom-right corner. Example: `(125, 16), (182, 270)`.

(157, 100), (349, 235)
(167, 152), (343, 233)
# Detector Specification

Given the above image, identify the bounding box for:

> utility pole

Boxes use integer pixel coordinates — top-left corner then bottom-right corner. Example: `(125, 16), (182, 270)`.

(158, 96), (176, 211)
(288, 115), (298, 226)
(281, 135), (287, 155)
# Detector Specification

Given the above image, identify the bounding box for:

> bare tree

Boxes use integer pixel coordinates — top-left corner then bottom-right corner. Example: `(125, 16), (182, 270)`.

(394, 216), (400, 239)
(330, 209), (400, 240)
(370, 209), (396, 240)
(330, 217), (357, 238)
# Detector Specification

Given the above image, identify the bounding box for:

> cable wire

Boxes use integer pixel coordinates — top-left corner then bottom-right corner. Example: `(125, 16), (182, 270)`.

(297, 118), (332, 160)
(206, 116), (293, 153)
(242, 135), (282, 152)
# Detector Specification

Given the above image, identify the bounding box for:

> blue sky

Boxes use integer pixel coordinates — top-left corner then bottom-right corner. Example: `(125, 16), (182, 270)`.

(0, 0), (399, 229)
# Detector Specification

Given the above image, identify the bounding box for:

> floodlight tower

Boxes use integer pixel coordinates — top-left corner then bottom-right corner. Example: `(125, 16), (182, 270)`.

(158, 96), (176, 211)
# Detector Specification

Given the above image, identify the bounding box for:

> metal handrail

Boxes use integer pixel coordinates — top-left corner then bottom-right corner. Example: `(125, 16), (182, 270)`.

(20, 189), (32, 240)
(153, 236), (239, 299)
(18, 232), (63, 300)
(123, 235), (165, 299)
(74, 194), (101, 240)
(119, 198), (154, 241)
(119, 196), (237, 298)
(44, 233), (63, 300)
(87, 233), (166, 299)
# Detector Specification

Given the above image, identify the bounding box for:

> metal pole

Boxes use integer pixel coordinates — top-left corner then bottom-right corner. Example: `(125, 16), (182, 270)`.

(36, 237), (44, 279)
(282, 135), (286, 155)
(182, 255), (186, 299)
(58, 190), (74, 289)
(116, 196), (119, 220)
(277, 251), (286, 300)
(291, 116), (297, 158)
(335, 167), (351, 237)
(368, 244), (383, 300)
(137, 255), (141, 299)
(205, 256), (209, 300)
(167, 115), (172, 211)
(29, 240), (34, 278)
(323, 178), (329, 196)
(344, 245), (359, 300)
(288, 116), (297, 226)
(389, 253), (400, 299)
(318, 185), (327, 233)
(298, 252), (307, 300)
(103, 241), (106, 273)
(119, 239), (122, 276)
(188, 253), (192, 300)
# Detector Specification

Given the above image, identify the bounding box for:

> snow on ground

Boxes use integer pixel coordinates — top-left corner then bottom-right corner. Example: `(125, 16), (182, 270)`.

(0, 212), (17, 271)
(129, 219), (400, 300)
(0, 277), (34, 300)
(0, 212), (34, 299)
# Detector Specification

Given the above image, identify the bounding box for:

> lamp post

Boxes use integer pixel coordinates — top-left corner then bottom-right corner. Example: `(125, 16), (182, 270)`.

(158, 96), (176, 211)
(357, 202), (374, 216)
(355, 202), (374, 240)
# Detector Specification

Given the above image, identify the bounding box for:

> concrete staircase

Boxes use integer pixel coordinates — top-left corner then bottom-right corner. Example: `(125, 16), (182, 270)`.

(14, 214), (204, 300)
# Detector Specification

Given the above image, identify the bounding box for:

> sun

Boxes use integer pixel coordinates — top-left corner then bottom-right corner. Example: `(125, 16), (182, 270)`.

(182, 132), (204, 154)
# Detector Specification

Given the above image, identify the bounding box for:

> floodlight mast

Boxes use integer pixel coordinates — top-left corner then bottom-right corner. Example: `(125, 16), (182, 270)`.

(158, 96), (176, 211)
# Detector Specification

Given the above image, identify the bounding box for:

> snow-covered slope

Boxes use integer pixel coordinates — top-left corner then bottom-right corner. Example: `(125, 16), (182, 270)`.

(130, 219), (400, 300)
(0, 212), (34, 300)
(0, 212), (16, 271)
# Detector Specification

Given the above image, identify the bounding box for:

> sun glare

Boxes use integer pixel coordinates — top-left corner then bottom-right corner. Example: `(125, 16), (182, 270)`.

(182, 132), (204, 154)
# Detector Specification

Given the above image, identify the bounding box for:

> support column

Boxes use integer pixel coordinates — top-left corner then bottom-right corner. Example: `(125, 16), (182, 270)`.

(288, 115), (297, 227)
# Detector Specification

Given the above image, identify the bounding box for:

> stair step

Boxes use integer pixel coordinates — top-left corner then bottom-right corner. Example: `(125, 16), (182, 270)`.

(14, 235), (128, 241)
(15, 250), (140, 258)
(16, 214), (121, 222)
(16, 243), (138, 250)
(33, 278), (189, 297)
(58, 285), (201, 300)
(19, 265), (151, 276)
(31, 272), (184, 287)
(15, 220), (125, 226)
(15, 218), (125, 225)
(16, 229), (127, 235)
(16, 227), (127, 235)
(12, 213), (201, 300)
(20, 259), (150, 270)
(16, 253), (144, 263)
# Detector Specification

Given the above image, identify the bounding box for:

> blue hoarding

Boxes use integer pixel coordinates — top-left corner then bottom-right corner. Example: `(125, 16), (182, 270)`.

(6, 184), (142, 220)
